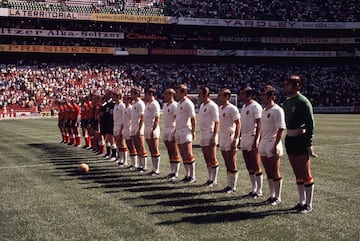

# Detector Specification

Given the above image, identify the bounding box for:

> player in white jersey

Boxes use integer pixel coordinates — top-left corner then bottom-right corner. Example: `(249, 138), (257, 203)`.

(123, 95), (137, 170)
(144, 88), (161, 176)
(113, 89), (128, 166)
(217, 88), (241, 193)
(162, 88), (180, 180)
(259, 85), (286, 206)
(130, 87), (147, 172)
(239, 86), (263, 199)
(198, 87), (220, 187)
(175, 84), (196, 183)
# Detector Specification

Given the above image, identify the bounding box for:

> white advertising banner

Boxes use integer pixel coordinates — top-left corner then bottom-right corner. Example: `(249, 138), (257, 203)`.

(9, 9), (82, 20)
(174, 17), (360, 29)
(0, 7), (8, 16)
(261, 37), (356, 44)
(197, 49), (337, 57)
(0, 28), (124, 39)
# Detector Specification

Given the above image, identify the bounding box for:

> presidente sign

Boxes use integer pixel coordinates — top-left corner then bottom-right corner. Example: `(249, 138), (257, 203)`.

(0, 44), (115, 54)
(0, 28), (124, 39)
(0, 44), (148, 55)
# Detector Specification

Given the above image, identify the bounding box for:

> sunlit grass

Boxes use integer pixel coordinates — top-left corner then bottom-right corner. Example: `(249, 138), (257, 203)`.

(0, 115), (359, 241)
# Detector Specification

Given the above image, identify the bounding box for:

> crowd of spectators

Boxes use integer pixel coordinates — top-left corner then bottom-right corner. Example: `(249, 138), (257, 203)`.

(0, 1), (359, 113)
(1, 62), (359, 111)
(163, 0), (360, 22)
(1, 0), (359, 21)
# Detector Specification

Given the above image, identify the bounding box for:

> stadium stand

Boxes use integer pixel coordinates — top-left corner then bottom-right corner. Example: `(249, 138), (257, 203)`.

(0, 0), (359, 114)
(0, 0), (164, 16)
(163, 0), (360, 21)
(1, 62), (359, 111)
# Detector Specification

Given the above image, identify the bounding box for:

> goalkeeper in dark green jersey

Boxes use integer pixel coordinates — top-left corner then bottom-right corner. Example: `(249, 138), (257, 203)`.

(284, 75), (317, 214)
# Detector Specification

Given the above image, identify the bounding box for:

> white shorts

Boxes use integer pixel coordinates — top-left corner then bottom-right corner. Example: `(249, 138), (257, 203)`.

(219, 132), (238, 151)
(258, 138), (283, 158)
(130, 125), (144, 136)
(113, 127), (121, 136)
(163, 126), (176, 142)
(175, 128), (193, 145)
(240, 135), (255, 151)
(144, 127), (160, 139)
(123, 128), (131, 140)
(199, 130), (218, 147)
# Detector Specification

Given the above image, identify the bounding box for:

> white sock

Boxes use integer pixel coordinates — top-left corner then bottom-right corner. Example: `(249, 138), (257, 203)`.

(189, 162), (195, 179)
(130, 155), (138, 167)
(212, 166), (219, 184)
(231, 173), (238, 191)
(305, 184), (314, 208)
(250, 174), (257, 193)
(121, 151), (128, 165)
(174, 162), (180, 176)
(274, 179), (282, 201)
(256, 174), (263, 195)
(297, 183), (306, 205)
(184, 164), (190, 177)
(170, 162), (175, 174)
(152, 156), (160, 173)
(141, 156), (147, 170)
(268, 179), (275, 198)
(207, 166), (212, 181)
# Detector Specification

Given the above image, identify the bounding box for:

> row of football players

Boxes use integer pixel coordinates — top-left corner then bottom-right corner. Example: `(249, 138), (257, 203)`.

(57, 79), (316, 214)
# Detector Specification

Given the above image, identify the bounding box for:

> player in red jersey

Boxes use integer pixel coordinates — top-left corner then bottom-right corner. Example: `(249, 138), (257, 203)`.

(57, 100), (66, 143)
(87, 94), (98, 151)
(80, 96), (91, 148)
(65, 99), (74, 145)
(70, 98), (81, 147)
(94, 94), (105, 155)
(85, 95), (94, 150)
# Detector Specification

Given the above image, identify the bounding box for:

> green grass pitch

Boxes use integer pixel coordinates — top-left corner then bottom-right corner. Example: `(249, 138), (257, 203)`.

(0, 114), (359, 241)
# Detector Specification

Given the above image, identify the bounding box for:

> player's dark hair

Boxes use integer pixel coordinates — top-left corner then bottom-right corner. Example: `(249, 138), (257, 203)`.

(287, 75), (301, 87)
(131, 87), (141, 96)
(201, 86), (210, 96)
(241, 86), (254, 98)
(176, 84), (188, 94)
(222, 88), (231, 98)
(145, 87), (156, 95)
(262, 85), (276, 98)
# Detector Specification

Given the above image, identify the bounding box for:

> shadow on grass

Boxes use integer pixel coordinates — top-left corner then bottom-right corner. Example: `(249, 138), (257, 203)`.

(157, 208), (298, 225)
(28, 142), (300, 226)
(151, 200), (270, 214)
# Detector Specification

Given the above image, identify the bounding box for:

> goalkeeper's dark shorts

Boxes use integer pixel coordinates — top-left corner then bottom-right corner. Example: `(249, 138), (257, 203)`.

(285, 134), (308, 156)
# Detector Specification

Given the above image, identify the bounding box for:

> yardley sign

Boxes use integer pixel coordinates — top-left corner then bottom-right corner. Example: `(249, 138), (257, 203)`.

(175, 17), (353, 29)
